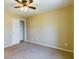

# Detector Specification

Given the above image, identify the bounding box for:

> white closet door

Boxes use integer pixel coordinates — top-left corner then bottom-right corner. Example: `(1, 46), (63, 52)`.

(12, 19), (20, 45)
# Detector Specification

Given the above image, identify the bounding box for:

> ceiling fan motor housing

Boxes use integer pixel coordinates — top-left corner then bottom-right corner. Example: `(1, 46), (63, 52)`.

(22, 0), (27, 6)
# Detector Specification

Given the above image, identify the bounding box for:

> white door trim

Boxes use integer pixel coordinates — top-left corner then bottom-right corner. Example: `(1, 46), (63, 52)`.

(18, 19), (27, 42)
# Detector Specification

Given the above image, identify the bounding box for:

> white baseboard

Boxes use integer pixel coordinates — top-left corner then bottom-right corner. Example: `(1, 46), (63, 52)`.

(4, 44), (14, 48)
(27, 40), (73, 53)
(4, 40), (28, 48)
(4, 42), (20, 48)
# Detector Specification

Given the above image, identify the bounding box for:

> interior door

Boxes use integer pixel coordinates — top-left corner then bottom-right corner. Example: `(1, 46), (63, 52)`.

(12, 19), (20, 45)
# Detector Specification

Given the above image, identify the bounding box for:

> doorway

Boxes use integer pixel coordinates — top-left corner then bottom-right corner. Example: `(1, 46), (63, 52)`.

(20, 20), (25, 43)
(12, 19), (26, 45)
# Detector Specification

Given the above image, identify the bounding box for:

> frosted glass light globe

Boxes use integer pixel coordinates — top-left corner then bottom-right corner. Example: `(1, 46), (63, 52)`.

(20, 6), (28, 12)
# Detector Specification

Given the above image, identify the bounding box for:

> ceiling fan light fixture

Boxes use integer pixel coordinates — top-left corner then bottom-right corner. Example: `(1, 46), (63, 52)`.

(15, 0), (36, 11)
(24, 6), (28, 11)
(20, 6), (28, 12)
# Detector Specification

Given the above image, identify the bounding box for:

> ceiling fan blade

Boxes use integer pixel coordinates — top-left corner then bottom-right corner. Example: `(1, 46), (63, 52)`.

(28, 6), (36, 9)
(29, 0), (33, 4)
(14, 6), (22, 8)
(15, 0), (22, 4)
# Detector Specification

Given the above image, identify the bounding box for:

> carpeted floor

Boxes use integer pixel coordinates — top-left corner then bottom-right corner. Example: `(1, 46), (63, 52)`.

(4, 42), (73, 59)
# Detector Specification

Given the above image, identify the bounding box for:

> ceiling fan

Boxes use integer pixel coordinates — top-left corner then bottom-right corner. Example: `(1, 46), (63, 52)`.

(14, 0), (36, 11)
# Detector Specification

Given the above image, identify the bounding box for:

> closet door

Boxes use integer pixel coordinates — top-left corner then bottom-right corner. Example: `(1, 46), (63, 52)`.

(12, 19), (20, 45)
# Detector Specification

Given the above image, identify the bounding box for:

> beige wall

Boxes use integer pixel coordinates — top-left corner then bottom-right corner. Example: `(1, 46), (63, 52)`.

(27, 5), (74, 51)
(4, 11), (12, 47)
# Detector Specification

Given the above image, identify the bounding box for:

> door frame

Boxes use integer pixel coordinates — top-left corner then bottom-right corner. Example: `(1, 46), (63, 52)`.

(18, 19), (27, 42)
(12, 18), (27, 46)
(19, 19), (27, 42)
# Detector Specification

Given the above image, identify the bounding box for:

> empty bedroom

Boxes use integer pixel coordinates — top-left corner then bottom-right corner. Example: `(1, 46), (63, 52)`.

(4, 0), (74, 59)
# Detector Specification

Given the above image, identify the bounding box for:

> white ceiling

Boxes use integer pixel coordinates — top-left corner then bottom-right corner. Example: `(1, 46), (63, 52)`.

(5, 0), (73, 17)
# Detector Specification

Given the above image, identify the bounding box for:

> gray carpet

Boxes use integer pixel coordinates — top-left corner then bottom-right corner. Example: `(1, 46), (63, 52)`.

(4, 42), (73, 59)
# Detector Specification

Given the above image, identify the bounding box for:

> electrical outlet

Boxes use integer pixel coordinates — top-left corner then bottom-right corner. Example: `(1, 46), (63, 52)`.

(65, 43), (68, 47)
